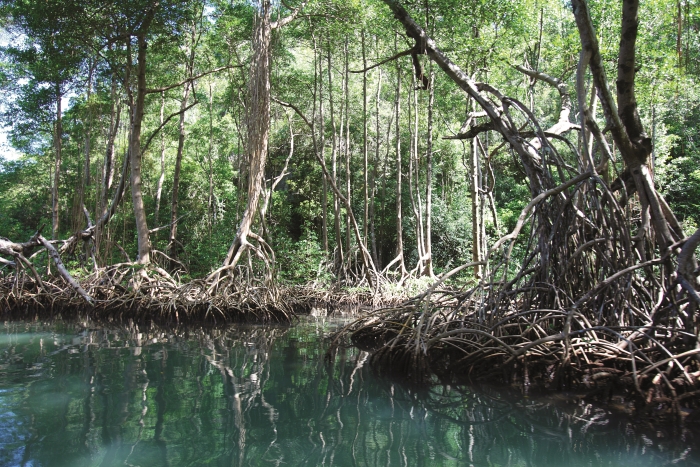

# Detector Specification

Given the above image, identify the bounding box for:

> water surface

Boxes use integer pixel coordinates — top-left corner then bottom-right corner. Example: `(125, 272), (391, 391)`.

(0, 318), (698, 466)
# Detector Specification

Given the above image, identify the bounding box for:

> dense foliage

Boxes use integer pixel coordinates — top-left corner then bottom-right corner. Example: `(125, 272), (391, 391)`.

(0, 0), (697, 284)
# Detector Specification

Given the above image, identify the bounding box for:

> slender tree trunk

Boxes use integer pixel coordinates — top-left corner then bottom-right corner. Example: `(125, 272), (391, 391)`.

(362, 29), (369, 251)
(52, 83), (62, 240)
(370, 65), (382, 268)
(129, 30), (153, 264)
(394, 44), (406, 275)
(413, 75), (426, 271)
(169, 17), (199, 267)
(423, 70), (434, 277)
(327, 42), (343, 270)
(344, 38), (352, 261)
(71, 63), (95, 251)
(408, 74), (425, 271)
(471, 135), (482, 278)
(422, 3), (434, 277)
(677, 0), (683, 66)
(154, 91), (166, 224)
(95, 73), (120, 260)
(315, 36), (329, 253)
(168, 82), (191, 265)
(100, 73), (120, 220)
(379, 94), (393, 269)
(235, 94), (245, 223)
(208, 81), (215, 238)
(80, 61), (95, 225)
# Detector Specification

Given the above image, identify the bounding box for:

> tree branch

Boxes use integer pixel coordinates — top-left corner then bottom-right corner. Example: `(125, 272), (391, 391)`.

(350, 48), (414, 73)
(570, 0), (637, 164)
(443, 121), (495, 140)
(271, 0), (308, 29)
(38, 235), (93, 304)
(142, 101), (198, 155)
(488, 171), (593, 255)
(678, 228), (700, 279)
(145, 65), (240, 94)
(513, 64), (572, 131)
(272, 97), (312, 128)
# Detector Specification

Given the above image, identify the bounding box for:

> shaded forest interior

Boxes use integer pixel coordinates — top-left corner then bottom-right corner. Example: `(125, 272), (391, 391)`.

(1, 0), (700, 417)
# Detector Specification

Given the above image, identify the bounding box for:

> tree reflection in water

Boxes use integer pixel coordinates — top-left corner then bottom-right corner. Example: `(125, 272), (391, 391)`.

(0, 319), (698, 466)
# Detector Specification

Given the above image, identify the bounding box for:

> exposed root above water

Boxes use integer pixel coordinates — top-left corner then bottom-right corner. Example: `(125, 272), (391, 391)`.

(0, 273), (292, 325)
(336, 174), (700, 419)
(0, 258), (405, 324)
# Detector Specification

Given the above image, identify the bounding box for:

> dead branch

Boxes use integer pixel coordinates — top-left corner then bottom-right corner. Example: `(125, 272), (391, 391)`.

(37, 235), (93, 304)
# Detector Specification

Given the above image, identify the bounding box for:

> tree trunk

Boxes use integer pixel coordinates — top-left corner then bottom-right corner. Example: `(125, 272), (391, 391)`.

(222, 0), (273, 269)
(362, 29), (369, 254)
(129, 29), (153, 265)
(394, 43), (406, 275)
(168, 81), (191, 266)
(315, 35), (329, 253)
(154, 91), (166, 224)
(370, 65), (382, 268)
(471, 135), (482, 278)
(71, 63), (94, 236)
(344, 37), (352, 261)
(571, 0), (678, 252)
(100, 72), (120, 220)
(423, 70), (434, 277)
(408, 73), (425, 272)
(168, 18), (199, 268)
(95, 72), (120, 259)
(52, 83), (62, 240)
(83, 62), (94, 189)
(327, 42), (343, 270)
(208, 81), (215, 238)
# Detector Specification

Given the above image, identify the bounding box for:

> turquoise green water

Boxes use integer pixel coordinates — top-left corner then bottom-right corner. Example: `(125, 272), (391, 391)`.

(0, 318), (698, 467)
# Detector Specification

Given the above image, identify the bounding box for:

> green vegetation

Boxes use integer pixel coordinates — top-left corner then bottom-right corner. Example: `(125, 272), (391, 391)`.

(0, 0), (693, 284)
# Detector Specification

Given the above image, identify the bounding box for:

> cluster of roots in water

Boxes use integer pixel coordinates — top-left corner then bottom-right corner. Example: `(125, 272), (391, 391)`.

(344, 174), (700, 419)
(0, 263), (379, 325)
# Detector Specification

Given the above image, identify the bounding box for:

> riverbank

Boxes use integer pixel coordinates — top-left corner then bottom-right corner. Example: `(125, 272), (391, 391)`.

(0, 273), (384, 325)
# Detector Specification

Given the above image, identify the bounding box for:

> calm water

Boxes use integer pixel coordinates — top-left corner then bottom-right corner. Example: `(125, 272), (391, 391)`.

(0, 318), (698, 467)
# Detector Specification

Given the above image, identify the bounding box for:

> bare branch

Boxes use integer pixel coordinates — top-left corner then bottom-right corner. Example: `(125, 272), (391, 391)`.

(571, 0), (636, 163)
(149, 215), (187, 234)
(272, 97), (312, 128)
(271, 0), (308, 29)
(443, 121), (495, 140)
(678, 228), (700, 279)
(146, 65), (240, 94)
(350, 48), (414, 73)
(142, 101), (198, 155)
(37, 235), (93, 304)
(488, 171), (593, 255)
(514, 64), (573, 132)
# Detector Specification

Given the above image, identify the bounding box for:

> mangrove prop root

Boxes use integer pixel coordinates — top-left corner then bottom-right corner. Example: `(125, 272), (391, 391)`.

(0, 261), (401, 325)
(335, 175), (700, 418)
